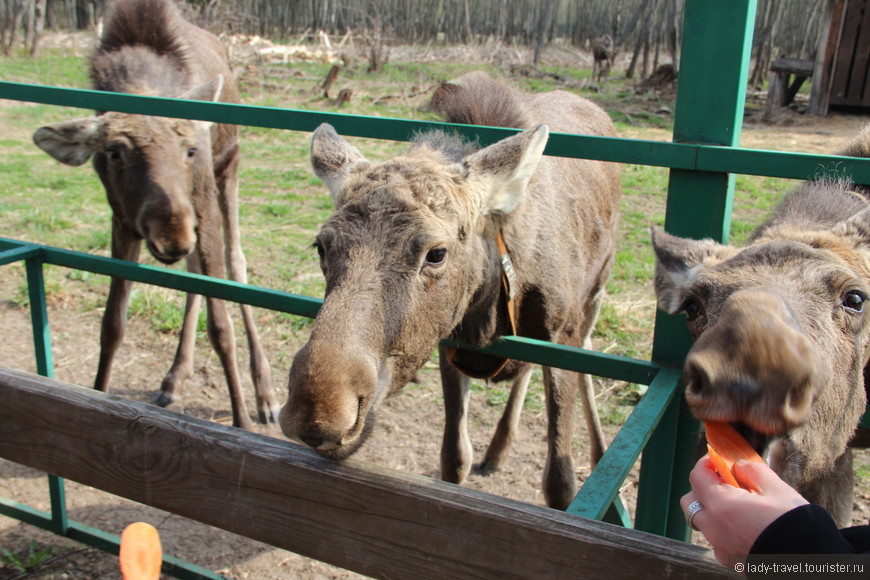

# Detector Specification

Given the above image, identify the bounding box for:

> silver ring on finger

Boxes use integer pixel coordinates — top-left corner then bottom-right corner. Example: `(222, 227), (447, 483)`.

(685, 500), (704, 531)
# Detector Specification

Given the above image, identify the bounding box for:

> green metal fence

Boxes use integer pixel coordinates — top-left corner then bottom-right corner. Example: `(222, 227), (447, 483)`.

(2, 0), (870, 578)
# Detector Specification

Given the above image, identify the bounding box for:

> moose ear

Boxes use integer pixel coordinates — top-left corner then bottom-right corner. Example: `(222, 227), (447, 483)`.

(310, 123), (369, 205)
(463, 124), (549, 216)
(181, 75), (224, 103)
(179, 76), (224, 131)
(650, 227), (736, 314)
(33, 117), (104, 166)
(832, 206), (870, 249)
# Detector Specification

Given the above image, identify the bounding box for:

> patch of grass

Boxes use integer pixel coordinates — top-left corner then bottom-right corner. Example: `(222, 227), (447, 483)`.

(11, 266), (69, 309)
(730, 174), (795, 244)
(470, 368), (546, 412)
(594, 301), (647, 360)
(1, 50), (88, 87)
(128, 288), (205, 335)
(274, 312), (316, 336)
(1, 540), (57, 574)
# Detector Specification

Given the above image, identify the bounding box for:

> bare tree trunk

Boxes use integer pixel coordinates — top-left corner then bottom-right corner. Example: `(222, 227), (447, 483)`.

(668, 0), (680, 70)
(611, 0), (624, 40)
(750, 0), (785, 89)
(462, 0), (471, 43)
(497, 0), (507, 41)
(533, 0), (554, 66)
(5, 0), (26, 55)
(23, 0), (32, 49)
(627, 0), (656, 79)
(29, 0), (44, 56)
(1, 0), (9, 55)
(640, 24), (650, 79)
(617, 0), (652, 48)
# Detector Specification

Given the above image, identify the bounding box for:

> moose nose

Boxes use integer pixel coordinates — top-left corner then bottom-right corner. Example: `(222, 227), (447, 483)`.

(146, 240), (193, 264)
(682, 289), (821, 432)
(299, 434), (324, 448)
(684, 351), (760, 407)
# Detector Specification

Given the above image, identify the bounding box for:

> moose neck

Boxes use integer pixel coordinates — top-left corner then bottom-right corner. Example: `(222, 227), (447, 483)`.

(446, 229), (519, 379)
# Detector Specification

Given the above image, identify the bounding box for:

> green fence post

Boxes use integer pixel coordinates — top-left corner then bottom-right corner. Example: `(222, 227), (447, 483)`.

(25, 255), (54, 380)
(25, 254), (71, 536)
(635, 0), (757, 541)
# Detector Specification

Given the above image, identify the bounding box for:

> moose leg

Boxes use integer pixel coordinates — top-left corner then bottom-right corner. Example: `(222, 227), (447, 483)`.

(477, 364), (534, 475)
(542, 365), (579, 510)
(579, 368), (606, 466)
(155, 253), (202, 408)
(439, 344), (474, 484)
(94, 223), (140, 392)
(578, 283), (608, 466)
(203, 293), (253, 430)
(217, 171), (277, 424)
(196, 194), (254, 431)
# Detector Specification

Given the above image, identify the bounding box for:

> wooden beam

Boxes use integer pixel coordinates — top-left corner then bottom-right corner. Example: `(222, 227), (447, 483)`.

(0, 367), (736, 580)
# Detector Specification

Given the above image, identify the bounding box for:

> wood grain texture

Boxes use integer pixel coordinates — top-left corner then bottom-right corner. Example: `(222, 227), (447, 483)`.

(0, 367), (736, 579)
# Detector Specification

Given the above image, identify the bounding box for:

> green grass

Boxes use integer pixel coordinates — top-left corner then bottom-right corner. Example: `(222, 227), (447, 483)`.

(1, 50), (89, 87)
(128, 287), (206, 334)
(1, 540), (57, 574)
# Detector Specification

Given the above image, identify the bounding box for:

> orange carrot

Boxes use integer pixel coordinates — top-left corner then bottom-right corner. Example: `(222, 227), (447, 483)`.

(706, 444), (741, 487)
(704, 421), (765, 491)
(119, 522), (162, 580)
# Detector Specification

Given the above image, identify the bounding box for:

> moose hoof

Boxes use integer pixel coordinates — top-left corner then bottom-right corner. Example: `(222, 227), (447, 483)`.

(258, 406), (281, 425)
(153, 391), (175, 408)
(473, 461), (501, 476)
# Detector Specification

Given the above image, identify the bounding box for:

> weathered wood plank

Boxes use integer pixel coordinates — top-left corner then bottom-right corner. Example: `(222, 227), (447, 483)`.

(809, 0), (846, 116)
(770, 58), (814, 77)
(0, 367), (736, 579)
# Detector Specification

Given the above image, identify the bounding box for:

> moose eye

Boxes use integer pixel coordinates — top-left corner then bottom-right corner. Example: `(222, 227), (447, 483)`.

(681, 297), (703, 321)
(106, 147), (122, 162)
(187, 147), (197, 158)
(842, 290), (866, 313)
(312, 241), (325, 259)
(424, 247), (447, 266)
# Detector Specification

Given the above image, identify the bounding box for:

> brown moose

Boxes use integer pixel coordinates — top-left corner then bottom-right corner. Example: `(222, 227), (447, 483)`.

(279, 72), (622, 509)
(652, 127), (870, 526)
(31, 0), (279, 429)
(591, 34), (615, 84)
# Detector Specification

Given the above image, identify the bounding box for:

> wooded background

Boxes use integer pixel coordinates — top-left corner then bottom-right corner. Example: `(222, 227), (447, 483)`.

(1, 0), (827, 86)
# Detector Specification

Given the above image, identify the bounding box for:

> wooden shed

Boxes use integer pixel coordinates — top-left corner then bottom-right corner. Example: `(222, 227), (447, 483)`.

(810, 0), (870, 114)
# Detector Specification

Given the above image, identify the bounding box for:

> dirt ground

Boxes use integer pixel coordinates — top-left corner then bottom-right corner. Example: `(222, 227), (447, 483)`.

(2, 44), (870, 579)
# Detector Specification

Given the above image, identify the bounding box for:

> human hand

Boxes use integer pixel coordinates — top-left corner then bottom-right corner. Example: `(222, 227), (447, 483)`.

(680, 455), (809, 565)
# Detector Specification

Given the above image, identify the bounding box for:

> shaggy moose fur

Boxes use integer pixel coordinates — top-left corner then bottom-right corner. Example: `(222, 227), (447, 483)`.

(652, 126), (870, 526)
(32, 0), (278, 429)
(280, 72), (621, 509)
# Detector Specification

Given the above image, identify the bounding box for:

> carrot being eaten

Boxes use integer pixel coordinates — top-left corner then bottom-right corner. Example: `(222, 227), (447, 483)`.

(119, 522), (162, 580)
(704, 421), (766, 491)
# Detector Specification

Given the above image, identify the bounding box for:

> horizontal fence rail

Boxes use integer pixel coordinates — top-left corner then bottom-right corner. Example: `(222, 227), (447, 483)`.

(0, 238), (659, 384)
(0, 366), (736, 580)
(4, 81), (870, 184)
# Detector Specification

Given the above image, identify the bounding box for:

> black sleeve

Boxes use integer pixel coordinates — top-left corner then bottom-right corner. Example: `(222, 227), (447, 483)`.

(750, 504), (870, 555)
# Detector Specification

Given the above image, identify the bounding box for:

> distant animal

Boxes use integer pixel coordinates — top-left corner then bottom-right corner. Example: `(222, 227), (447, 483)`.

(591, 34), (615, 83)
(31, 0), (279, 429)
(279, 72), (622, 509)
(652, 126), (870, 526)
